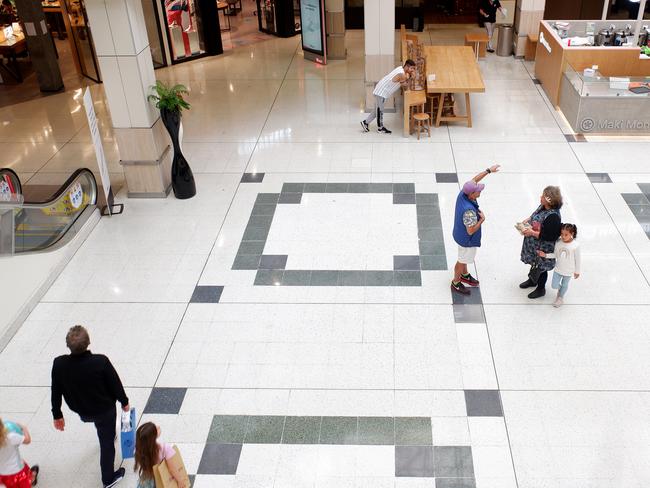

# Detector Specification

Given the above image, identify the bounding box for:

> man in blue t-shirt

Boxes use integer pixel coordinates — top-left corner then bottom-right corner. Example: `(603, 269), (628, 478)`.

(451, 164), (500, 295)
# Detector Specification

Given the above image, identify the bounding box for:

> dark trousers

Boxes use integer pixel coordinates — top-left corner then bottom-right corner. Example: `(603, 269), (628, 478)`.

(81, 409), (117, 485)
(536, 270), (548, 289)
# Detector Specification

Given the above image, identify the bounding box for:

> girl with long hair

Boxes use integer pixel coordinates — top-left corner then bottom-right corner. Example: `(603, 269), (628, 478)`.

(0, 418), (39, 487)
(134, 422), (189, 488)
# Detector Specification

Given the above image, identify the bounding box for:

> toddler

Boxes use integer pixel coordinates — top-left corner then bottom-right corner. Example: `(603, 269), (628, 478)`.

(537, 223), (581, 307)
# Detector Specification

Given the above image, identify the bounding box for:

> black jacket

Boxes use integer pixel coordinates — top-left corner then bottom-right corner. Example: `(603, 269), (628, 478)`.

(51, 351), (128, 419)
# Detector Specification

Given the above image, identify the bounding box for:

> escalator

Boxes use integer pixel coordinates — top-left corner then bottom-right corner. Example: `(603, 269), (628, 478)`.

(0, 168), (98, 254)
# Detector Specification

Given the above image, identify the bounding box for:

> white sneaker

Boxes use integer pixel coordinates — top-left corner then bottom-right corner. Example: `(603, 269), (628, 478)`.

(553, 295), (563, 308)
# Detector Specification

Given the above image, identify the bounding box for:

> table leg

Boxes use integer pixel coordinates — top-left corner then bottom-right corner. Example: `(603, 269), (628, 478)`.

(475, 41), (479, 61)
(403, 103), (409, 138)
(435, 93), (445, 127)
(465, 93), (472, 128)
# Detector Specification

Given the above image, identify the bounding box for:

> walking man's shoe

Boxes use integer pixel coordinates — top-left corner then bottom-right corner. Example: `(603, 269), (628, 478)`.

(527, 288), (546, 299)
(360, 121), (369, 132)
(460, 273), (479, 286)
(104, 467), (125, 488)
(519, 279), (535, 289)
(378, 126), (392, 134)
(451, 281), (470, 295)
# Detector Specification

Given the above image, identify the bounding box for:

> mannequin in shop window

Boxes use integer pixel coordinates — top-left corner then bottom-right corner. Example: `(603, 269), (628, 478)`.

(166, 0), (193, 58)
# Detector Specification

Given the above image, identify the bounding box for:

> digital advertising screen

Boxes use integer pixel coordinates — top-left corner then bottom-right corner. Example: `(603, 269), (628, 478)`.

(299, 0), (325, 57)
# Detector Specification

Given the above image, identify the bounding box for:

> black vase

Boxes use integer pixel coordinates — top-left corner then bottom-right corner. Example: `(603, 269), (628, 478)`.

(161, 108), (196, 199)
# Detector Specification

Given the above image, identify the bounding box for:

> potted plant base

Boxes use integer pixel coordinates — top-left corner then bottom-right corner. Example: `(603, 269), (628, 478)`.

(149, 81), (196, 199)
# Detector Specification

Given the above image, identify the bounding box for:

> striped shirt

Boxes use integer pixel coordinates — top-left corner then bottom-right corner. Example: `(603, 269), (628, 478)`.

(373, 66), (405, 98)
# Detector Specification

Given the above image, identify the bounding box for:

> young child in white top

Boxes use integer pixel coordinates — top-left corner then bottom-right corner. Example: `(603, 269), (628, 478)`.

(537, 223), (581, 308)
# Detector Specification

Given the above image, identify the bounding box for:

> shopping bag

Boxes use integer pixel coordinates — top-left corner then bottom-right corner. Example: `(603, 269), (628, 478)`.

(153, 445), (190, 488)
(120, 407), (137, 459)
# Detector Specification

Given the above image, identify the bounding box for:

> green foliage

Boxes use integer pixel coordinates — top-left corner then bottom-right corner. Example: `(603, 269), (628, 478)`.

(148, 81), (191, 113)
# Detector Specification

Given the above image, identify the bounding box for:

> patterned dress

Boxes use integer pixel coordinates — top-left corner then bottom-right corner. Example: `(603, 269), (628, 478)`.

(520, 205), (561, 272)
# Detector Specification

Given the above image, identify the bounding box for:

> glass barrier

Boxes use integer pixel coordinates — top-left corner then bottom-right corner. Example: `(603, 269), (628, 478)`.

(564, 62), (650, 97)
(0, 168), (97, 256)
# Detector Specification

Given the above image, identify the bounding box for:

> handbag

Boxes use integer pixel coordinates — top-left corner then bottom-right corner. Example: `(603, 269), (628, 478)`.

(528, 262), (544, 284)
(153, 445), (190, 488)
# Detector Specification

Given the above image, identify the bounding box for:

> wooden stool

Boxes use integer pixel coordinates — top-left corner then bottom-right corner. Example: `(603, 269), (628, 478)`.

(409, 102), (426, 134)
(426, 93), (454, 121)
(413, 112), (430, 140)
(465, 32), (489, 60)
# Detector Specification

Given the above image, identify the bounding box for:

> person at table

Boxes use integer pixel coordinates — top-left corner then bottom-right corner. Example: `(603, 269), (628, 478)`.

(361, 59), (416, 135)
(479, 0), (505, 53)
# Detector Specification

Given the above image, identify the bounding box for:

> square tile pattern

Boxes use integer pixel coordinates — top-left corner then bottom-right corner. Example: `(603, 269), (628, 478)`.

(622, 187), (650, 238)
(189, 286), (224, 303)
(143, 387), (188, 414)
(232, 183), (448, 285)
(240, 172), (265, 183)
(464, 390), (504, 417)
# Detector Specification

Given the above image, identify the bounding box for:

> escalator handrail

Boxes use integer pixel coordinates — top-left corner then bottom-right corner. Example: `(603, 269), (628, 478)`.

(22, 168), (98, 206)
(0, 167), (22, 196)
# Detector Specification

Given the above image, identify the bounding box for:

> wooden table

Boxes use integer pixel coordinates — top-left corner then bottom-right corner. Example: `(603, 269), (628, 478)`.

(0, 33), (27, 82)
(465, 32), (489, 60)
(424, 45), (485, 128)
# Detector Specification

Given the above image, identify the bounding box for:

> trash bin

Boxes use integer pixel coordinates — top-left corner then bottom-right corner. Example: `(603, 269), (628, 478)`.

(497, 24), (514, 57)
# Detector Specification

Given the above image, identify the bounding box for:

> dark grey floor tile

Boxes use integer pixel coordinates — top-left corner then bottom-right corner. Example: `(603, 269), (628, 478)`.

(232, 254), (261, 270)
(628, 204), (650, 218)
(436, 173), (459, 183)
(395, 417), (433, 446)
(622, 193), (650, 205)
(259, 255), (288, 270)
(348, 183), (371, 193)
(319, 416), (358, 444)
(278, 192), (303, 204)
(586, 173), (612, 183)
(419, 240), (445, 255)
(420, 255), (448, 270)
(189, 474), (195, 488)
(394, 255), (421, 271)
(416, 205), (438, 216)
(143, 387), (187, 414)
(282, 270), (312, 286)
(365, 271), (394, 286)
(238, 241), (266, 255)
(395, 446), (434, 477)
(242, 225), (271, 241)
(241, 173), (265, 183)
(434, 446), (475, 477)
(451, 287), (482, 305)
(248, 215), (274, 227)
(394, 271), (422, 286)
(282, 183), (304, 193)
(255, 193), (279, 204)
(197, 443), (242, 474)
(358, 417), (394, 445)
(189, 286), (224, 303)
(416, 193), (437, 205)
(393, 183), (415, 194)
(638, 183), (650, 195)
(464, 390), (503, 417)
(244, 416), (285, 443)
(254, 270), (284, 286)
(339, 270), (366, 286)
(418, 228), (445, 242)
(435, 479), (477, 488)
(564, 134), (577, 143)
(208, 415), (248, 443)
(304, 183), (327, 193)
(369, 183), (394, 193)
(326, 183), (349, 193)
(417, 215), (438, 229)
(646, 229), (650, 239)
(282, 416), (321, 444)
(452, 304), (485, 323)
(251, 204), (277, 216)
(394, 193), (416, 204)
(310, 270), (340, 286)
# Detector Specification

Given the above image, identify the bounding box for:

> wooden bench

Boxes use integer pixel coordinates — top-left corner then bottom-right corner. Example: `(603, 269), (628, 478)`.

(525, 34), (538, 61)
(465, 32), (489, 60)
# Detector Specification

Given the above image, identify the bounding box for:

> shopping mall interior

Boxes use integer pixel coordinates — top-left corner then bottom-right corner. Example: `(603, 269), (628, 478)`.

(1, 0), (650, 487)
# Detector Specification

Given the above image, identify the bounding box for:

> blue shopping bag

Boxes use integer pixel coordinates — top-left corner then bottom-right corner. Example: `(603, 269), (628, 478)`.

(120, 407), (137, 459)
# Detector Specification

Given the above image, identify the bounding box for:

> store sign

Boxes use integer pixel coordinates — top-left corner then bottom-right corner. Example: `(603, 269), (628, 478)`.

(300, 0), (325, 55)
(83, 88), (112, 215)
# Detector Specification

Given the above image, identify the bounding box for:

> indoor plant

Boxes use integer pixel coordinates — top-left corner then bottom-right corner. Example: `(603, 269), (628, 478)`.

(148, 80), (196, 199)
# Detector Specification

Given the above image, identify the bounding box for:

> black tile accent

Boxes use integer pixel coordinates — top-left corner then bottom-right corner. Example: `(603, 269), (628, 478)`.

(282, 183), (305, 193)
(189, 286), (224, 304)
(259, 255), (288, 270)
(369, 183), (394, 193)
(143, 387), (187, 414)
(255, 193), (280, 204)
(436, 173), (459, 183)
(189, 474), (195, 488)
(586, 173), (612, 183)
(394, 271), (422, 286)
(395, 446), (435, 477)
(452, 304), (486, 323)
(420, 255), (447, 270)
(358, 417), (395, 445)
(197, 443), (242, 474)
(394, 255), (421, 271)
(637, 183), (650, 195)
(464, 390), (504, 417)
(278, 192), (303, 204)
(436, 479), (476, 488)
(208, 415), (247, 443)
(282, 416), (321, 444)
(303, 183), (327, 193)
(622, 193), (650, 206)
(310, 270), (340, 286)
(416, 193), (438, 205)
(237, 241), (265, 255)
(393, 183), (416, 194)
(451, 287), (483, 305)
(434, 446), (475, 477)
(326, 183), (349, 193)
(281, 270), (312, 286)
(365, 271), (395, 286)
(254, 270), (285, 286)
(395, 417), (433, 446)
(339, 270), (366, 286)
(394, 193), (416, 204)
(251, 204), (276, 216)
(232, 254), (261, 270)
(319, 416), (358, 444)
(241, 173), (265, 183)
(244, 415), (285, 443)
(348, 183), (371, 193)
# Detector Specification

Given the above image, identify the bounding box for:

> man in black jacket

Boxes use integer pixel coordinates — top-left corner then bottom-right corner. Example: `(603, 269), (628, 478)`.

(51, 325), (129, 488)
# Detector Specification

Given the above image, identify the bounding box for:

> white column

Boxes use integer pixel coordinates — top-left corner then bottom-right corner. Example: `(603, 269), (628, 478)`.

(364, 0), (396, 110)
(513, 0), (546, 57)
